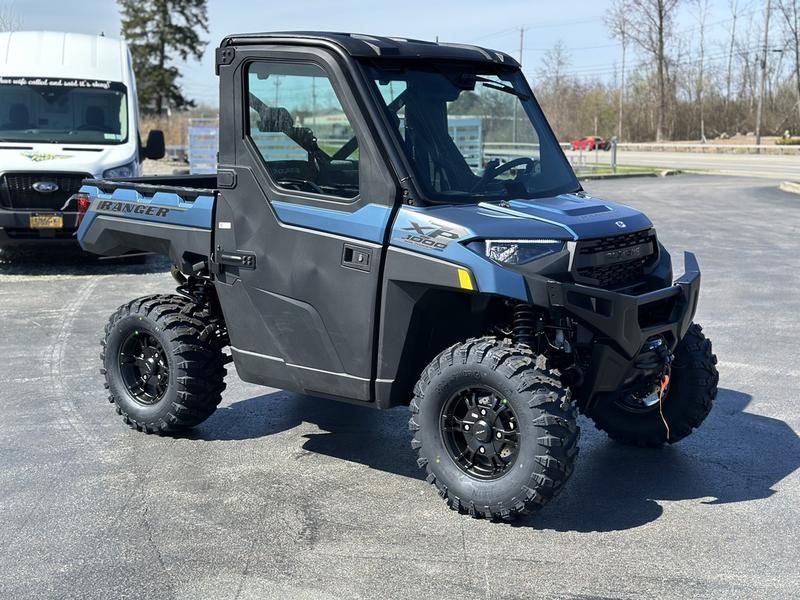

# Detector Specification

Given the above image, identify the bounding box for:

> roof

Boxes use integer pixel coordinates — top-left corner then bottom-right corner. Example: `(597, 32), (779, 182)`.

(0, 31), (129, 82)
(220, 31), (518, 67)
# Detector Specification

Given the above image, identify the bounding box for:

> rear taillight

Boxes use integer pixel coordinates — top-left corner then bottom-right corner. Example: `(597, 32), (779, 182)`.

(75, 193), (91, 225)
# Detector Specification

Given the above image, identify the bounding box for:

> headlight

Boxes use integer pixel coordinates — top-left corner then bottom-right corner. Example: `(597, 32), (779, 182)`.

(103, 161), (137, 179)
(484, 239), (565, 264)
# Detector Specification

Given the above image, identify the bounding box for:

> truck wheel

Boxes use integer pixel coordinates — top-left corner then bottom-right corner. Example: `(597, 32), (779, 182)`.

(101, 294), (227, 434)
(589, 323), (718, 447)
(409, 337), (579, 520)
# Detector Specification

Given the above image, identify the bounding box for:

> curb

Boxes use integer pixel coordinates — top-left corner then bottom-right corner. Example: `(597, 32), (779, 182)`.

(579, 170), (680, 181)
(779, 181), (800, 195)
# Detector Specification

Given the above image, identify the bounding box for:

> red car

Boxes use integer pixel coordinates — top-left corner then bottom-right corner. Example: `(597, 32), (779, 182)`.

(570, 136), (611, 151)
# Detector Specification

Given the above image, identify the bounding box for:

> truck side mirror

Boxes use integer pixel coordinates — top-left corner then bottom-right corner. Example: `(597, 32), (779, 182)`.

(143, 129), (165, 160)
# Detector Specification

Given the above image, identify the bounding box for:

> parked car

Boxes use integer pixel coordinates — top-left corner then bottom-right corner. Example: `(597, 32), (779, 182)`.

(570, 136), (611, 151)
(0, 31), (164, 248)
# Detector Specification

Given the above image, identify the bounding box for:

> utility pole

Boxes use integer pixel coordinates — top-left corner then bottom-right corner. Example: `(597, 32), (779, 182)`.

(755, 0), (772, 150)
(618, 20), (627, 141)
(512, 27), (524, 145)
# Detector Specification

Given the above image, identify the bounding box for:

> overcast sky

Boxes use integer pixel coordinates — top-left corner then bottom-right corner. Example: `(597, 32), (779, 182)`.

(9, 0), (745, 107)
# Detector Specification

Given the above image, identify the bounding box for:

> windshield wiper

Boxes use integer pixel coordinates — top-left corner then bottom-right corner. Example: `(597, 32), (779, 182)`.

(471, 76), (530, 100)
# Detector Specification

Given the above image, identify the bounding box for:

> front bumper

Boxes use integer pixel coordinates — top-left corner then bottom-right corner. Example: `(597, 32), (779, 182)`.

(0, 210), (80, 245)
(525, 251), (701, 404)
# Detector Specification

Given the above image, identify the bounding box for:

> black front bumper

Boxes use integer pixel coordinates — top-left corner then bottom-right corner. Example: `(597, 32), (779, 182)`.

(0, 211), (80, 246)
(525, 251), (701, 404)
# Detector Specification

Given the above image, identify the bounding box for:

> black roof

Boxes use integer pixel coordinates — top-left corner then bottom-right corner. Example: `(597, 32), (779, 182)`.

(220, 31), (518, 67)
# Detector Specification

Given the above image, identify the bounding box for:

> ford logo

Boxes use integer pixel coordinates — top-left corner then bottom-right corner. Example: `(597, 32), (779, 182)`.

(33, 181), (59, 193)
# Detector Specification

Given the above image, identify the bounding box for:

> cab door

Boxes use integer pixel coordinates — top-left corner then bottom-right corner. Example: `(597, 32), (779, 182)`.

(213, 47), (398, 402)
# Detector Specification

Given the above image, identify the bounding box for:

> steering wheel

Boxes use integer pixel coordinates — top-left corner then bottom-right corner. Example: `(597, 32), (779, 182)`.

(472, 157), (537, 192)
(277, 178), (325, 194)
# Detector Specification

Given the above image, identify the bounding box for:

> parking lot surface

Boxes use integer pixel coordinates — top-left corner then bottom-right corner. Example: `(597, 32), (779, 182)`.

(1, 175), (798, 599)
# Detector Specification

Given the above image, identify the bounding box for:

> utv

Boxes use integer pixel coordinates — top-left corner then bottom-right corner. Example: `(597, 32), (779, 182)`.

(76, 32), (718, 520)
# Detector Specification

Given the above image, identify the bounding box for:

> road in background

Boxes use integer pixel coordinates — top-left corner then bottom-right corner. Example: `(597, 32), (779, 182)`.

(569, 149), (800, 180)
(1, 175), (798, 599)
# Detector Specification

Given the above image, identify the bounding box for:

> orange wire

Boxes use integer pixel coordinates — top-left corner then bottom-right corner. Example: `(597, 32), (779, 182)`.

(658, 372), (671, 441)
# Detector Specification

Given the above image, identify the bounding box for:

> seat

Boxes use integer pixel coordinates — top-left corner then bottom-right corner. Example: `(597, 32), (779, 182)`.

(0, 104), (34, 130)
(79, 106), (111, 132)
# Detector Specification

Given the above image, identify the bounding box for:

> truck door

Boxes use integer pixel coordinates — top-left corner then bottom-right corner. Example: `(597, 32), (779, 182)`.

(213, 48), (398, 402)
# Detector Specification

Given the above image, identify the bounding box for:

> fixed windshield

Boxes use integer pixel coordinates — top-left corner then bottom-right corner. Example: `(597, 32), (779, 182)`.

(0, 77), (128, 145)
(366, 62), (579, 203)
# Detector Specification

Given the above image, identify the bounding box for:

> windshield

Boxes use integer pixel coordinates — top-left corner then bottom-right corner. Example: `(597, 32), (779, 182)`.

(366, 62), (579, 203)
(0, 76), (129, 145)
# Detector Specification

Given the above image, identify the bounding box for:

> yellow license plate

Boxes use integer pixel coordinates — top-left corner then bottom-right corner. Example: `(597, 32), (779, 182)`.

(29, 214), (64, 229)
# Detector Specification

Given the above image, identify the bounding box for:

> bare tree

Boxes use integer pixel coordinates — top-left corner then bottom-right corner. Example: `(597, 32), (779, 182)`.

(778, 0), (800, 127)
(692, 0), (712, 141)
(606, 0), (631, 140)
(0, 2), (22, 31)
(625, 0), (682, 141)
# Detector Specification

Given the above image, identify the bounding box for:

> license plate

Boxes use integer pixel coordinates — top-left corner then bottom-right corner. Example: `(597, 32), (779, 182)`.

(29, 214), (64, 229)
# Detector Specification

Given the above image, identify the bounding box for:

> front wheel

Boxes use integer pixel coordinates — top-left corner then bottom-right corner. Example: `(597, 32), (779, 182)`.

(409, 337), (579, 520)
(589, 323), (718, 447)
(101, 294), (228, 434)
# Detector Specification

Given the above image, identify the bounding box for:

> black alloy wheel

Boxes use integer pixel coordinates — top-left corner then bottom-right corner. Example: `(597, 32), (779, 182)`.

(440, 386), (520, 480)
(118, 331), (169, 405)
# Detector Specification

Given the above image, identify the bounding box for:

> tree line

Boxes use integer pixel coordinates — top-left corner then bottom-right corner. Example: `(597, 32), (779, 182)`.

(534, 0), (800, 142)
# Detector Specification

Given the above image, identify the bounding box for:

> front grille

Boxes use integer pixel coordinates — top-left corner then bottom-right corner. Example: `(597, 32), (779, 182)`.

(0, 172), (89, 211)
(573, 229), (657, 291)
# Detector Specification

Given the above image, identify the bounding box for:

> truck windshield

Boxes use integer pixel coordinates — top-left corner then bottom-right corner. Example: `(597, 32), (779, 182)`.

(365, 62), (579, 203)
(0, 77), (129, 145)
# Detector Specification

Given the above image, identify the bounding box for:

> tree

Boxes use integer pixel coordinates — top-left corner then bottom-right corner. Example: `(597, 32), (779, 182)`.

(624, 0), (682, 141)
(779, 0), (800, 128)
(118, 0), (209, 115)
(0, 2), (21, 31)
(691, 0), (712, 142)
(606, 0), (632, 140)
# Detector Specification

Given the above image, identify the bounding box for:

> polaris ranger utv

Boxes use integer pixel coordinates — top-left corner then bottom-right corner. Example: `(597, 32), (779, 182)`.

(76, 32), (718, 520)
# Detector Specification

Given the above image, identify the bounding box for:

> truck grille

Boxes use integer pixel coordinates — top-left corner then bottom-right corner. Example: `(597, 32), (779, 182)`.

(573, 229), (657, 291)
(0, 172), (90, 211)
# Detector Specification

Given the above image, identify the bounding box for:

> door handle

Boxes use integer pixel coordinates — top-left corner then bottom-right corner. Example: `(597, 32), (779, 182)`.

(341, 243), (372, 272)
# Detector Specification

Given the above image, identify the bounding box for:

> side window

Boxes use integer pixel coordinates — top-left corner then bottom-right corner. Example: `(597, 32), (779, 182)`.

(246, 62), (359, 199)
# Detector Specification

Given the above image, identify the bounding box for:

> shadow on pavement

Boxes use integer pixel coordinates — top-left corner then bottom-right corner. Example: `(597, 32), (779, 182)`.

(0, 245), (170, 276)
(193, 387), (800, 531)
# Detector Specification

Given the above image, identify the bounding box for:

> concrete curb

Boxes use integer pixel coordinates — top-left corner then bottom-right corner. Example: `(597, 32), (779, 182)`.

(779, 181), (800, 195)
(579, 170), (680, 181)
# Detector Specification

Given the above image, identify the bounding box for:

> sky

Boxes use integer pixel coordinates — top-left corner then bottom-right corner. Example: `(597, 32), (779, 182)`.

(6, 0), (757, 107)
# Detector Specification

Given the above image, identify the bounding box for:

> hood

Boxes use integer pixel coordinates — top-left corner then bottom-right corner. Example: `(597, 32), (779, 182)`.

(420, 192), (653, 241)
(0, 142), (137, 178)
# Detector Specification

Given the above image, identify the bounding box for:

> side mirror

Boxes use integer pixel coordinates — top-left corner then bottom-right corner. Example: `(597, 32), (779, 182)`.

(143, 129), (165, 160)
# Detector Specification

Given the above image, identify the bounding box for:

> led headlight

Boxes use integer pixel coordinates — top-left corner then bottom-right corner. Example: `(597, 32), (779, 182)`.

(485, 239), (565, 265)
(103, 161), (137, 179)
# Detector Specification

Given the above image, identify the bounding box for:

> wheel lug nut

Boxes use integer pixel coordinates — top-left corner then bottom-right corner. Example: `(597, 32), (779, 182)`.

(479, 446), (485, 454)
(496, 431), (502, 439)
(480, 408), (487, 416)
(464, 424), (470, 431)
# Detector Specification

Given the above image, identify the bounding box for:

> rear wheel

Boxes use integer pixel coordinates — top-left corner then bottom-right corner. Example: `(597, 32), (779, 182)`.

(589, 323), (718, 446)
(101, 294), (228, 434)
(409, 337), (579, 520)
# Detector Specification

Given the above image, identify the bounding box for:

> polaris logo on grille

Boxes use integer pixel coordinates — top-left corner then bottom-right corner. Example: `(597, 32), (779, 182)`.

(32, 181), (59, 193)
(605, 246), (643, 260)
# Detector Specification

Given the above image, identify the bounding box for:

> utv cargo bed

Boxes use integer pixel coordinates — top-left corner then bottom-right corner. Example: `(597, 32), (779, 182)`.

(77, 175), (217, 269)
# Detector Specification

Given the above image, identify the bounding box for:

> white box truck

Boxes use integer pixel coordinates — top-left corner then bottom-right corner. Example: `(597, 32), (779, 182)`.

(0, 31), (164, 246)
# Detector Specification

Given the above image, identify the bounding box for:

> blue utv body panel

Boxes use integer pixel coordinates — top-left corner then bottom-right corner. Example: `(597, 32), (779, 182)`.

(77, 184), (214, 240)
(270, 200), (390, 244)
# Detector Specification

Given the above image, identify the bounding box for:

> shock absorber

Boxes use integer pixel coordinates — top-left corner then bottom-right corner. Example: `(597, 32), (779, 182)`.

(512, 303), (539, 348)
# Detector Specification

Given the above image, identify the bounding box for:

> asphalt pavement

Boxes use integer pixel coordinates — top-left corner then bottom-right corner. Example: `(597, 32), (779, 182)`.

(0, 174), (798, 599)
